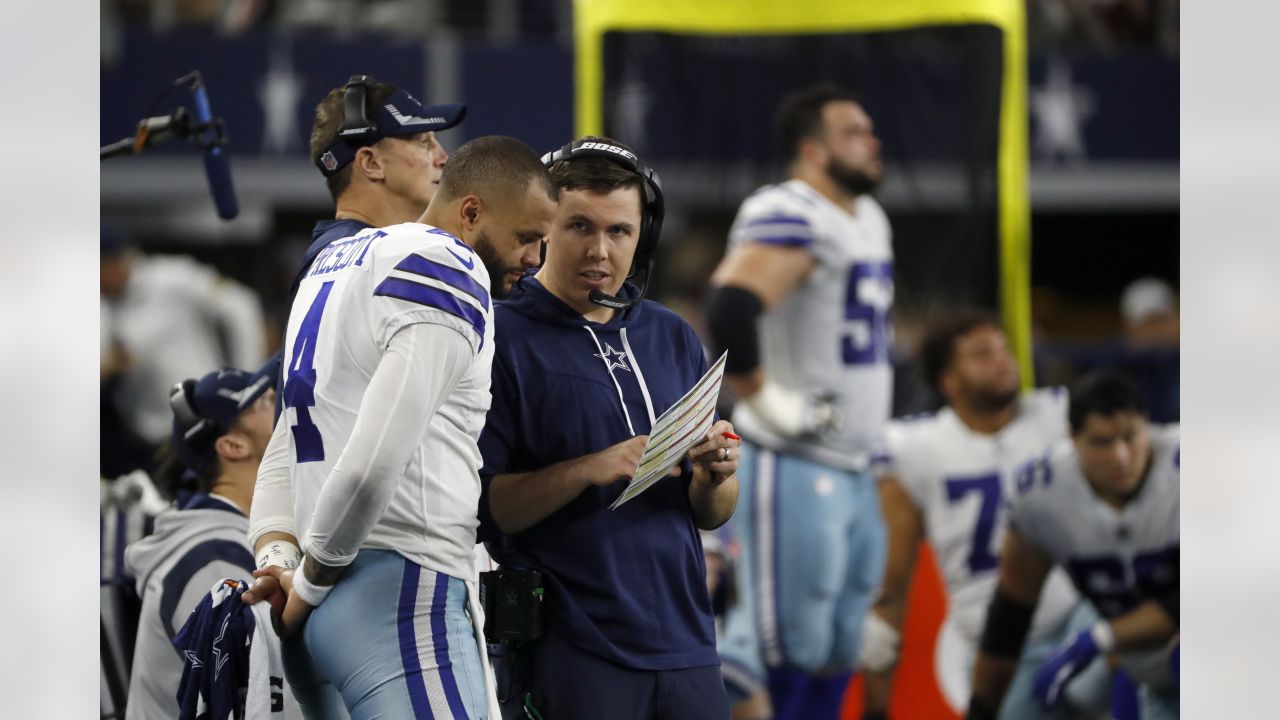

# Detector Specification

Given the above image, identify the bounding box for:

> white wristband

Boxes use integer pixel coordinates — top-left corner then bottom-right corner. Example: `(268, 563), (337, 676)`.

(744, 381), (808, 437)
(1090, 621), (1116, 653)
(256, 541), (302, 571)
(291, 565), (335, 607)
(858, 610), (901, 672)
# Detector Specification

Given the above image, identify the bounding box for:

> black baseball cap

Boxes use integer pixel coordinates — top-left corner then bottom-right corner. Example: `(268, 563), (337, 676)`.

(169, 353), (281, 471)
(315, 86), (466, 177)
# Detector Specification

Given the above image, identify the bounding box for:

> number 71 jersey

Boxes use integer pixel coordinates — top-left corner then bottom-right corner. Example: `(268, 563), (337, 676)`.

(874, 389), (1081, 644)
(280, 222), (495, 580)
(727, 179), (893, 471)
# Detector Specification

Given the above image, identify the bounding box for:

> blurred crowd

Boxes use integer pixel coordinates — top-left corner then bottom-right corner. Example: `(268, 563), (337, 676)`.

(103, 0), (1177, 53)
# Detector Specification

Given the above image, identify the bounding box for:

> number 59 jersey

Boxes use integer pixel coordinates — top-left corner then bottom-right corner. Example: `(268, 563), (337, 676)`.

(874, 389), (1081, 645)
(281, 222), (495, 581)
(728, 179), (893, 472)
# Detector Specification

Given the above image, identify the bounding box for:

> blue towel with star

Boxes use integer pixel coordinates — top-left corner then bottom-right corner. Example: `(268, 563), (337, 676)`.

(173, 578), (295, 719)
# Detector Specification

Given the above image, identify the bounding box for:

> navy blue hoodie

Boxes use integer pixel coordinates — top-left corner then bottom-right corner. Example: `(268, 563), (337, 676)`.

(478, 277), (719, 670)
(293, 219), (374, 299)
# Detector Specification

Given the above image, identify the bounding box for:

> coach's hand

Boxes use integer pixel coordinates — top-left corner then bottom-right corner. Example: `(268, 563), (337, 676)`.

(689, 420), (740, 485)
(580, 434), (651, 486)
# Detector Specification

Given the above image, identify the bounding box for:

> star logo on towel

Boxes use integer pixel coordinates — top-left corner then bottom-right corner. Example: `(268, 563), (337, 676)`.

(594, 343), (631, 373)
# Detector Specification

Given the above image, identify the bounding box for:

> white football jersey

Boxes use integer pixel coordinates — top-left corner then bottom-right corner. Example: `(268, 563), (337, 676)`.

(729, 179), (893, 471)
(281, 222), (495, 581)
(875, 388), (1081, 644)
(1008, 424), (1180, 685)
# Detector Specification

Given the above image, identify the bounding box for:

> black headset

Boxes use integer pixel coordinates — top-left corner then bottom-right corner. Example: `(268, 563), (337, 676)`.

(168, 379), (216, 445)
(541, 139), (665, 309)
(337, 75), (379, 143)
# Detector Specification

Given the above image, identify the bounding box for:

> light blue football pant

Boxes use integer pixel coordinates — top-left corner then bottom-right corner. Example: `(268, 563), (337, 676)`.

(1001, 601), (1112, 720)
(719, 441), (886, 698)
(281, 550), (489, 719)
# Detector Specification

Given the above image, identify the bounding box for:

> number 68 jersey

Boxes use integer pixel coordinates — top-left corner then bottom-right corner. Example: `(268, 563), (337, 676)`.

(281, 222), (495, 581)
(873, 389), (1081, 645)
(1007, 423), (1179, 618)
(728, 179), (893, 472)
(1007, 424), (1179, 685)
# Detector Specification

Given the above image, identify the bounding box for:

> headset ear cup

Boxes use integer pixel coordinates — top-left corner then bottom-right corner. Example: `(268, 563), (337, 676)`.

(169, 380), (198, 429)
(340, 75), (377, 140)
(169, 379), (217, 446)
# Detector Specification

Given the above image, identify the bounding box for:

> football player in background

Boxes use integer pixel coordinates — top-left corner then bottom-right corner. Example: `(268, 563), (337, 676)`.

(862, 311), (1108, 719)
(706, 82), (893, 719)
(969, 369), (1179, 720)
(244, 136), (556, 718)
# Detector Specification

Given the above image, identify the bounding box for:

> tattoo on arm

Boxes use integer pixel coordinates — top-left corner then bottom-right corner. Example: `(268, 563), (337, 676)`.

(304, 554), (344, 586)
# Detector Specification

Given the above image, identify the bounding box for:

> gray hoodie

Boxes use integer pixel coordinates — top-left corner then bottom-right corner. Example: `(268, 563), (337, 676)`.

(123, 494), (254, 720)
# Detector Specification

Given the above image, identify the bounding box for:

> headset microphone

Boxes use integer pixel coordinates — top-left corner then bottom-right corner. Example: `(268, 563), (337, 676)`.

(541, 140), (665, 310)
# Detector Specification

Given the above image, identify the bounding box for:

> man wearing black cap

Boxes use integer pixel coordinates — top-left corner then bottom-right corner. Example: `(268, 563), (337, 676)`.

(294, 75), (466, 300)
(123, 356), (281, 720)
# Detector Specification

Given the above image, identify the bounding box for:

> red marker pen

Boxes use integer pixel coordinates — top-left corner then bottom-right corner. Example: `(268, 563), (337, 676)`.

(722, 431), (741, 441)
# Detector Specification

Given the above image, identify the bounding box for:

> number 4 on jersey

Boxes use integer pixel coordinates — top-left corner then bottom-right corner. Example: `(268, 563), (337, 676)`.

(284, 281), (333, 462)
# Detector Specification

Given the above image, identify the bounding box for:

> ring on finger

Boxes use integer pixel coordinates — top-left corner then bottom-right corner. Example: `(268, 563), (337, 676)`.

(721, 447), (729, 461)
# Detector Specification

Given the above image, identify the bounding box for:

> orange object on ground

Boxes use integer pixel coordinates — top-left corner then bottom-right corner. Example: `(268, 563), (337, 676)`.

(842, 543), (960, 720)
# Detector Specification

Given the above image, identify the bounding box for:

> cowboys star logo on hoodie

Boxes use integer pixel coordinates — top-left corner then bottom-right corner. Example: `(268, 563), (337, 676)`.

(594, 343), (630, 372)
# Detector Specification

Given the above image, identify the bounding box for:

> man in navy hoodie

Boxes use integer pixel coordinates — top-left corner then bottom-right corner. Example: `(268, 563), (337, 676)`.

(479, 137), (740, 719)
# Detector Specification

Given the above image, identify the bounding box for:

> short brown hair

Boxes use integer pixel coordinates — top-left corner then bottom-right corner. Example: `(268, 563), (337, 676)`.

(776, 83), (860, 162)
(433, 135), (556, 205)
(546, 135), (644, 199)
(309, 81), (399, 202)
(920, 309), (1004, 395)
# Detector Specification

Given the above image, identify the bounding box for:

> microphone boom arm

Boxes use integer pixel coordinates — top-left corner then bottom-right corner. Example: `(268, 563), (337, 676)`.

(100, 70), (239, 220)
(100, 104), (226, 161)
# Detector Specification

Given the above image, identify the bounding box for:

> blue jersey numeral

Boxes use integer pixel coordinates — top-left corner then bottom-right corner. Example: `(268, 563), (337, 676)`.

(1066, 545), (1179, 617)
(1014, 454), (1053, 495)
(945, 473), (1002, 573)
(841, 261), (892, 366)
(284, 281), (333, 462)
(1065, 556), (1128, 616)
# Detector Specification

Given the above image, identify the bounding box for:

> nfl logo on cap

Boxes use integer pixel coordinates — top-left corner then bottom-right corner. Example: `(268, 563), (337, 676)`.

(320, 151), (339, 172)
